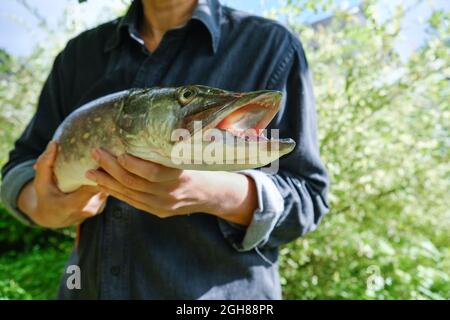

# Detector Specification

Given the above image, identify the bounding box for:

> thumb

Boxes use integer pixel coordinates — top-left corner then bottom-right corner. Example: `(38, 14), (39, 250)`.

(80, 191), (109, 217)
(67, 185), (103, 205)
(34, 141), (59, 188)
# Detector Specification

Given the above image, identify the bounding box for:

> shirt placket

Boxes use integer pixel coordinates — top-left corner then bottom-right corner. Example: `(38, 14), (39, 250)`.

(132, 29), (187, 88)
(99, 28), (187, 299)
(100, 202), (130, 299)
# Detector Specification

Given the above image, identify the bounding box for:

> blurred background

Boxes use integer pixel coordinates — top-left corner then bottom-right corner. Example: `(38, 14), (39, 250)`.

(0, 0), (448, 299)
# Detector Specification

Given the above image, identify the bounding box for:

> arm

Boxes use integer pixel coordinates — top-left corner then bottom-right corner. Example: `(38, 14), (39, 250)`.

(84, 148), (257, 225)
(15, 141), (107, 228)
(217, 36), (329, 251)
(83, 35), (328, 252)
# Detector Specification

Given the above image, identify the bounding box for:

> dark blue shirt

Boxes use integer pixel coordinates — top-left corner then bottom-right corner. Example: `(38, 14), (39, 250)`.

(1, 0), (329, 299)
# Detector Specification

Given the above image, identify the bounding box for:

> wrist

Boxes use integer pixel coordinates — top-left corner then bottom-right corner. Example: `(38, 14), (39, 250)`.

(17, 181), (50, 227)
(17, 180), (38, 219)
(207, 172), (257, 226)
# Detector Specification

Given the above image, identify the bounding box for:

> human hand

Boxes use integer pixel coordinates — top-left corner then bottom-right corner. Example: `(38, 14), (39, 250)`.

(17, 141), (108, 228)
(86, 149), (257, 225)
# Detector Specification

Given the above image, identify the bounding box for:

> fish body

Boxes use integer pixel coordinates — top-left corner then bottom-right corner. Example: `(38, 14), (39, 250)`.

(53, 85), (295, 192)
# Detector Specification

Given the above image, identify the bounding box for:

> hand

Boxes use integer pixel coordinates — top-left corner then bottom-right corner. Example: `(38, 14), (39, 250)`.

(17, 141), (108, 229)
(86, 149), (257, 225)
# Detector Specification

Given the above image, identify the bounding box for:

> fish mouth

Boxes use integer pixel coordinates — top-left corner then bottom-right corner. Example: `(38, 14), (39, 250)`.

(182, 90), (296, 154)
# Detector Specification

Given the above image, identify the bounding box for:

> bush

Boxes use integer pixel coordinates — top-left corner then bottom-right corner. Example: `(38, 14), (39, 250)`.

(0, 242), (72, 299)
(0, 203), (73, 251)
(0, 0), (448, 299)
(277, 0), (449, 299)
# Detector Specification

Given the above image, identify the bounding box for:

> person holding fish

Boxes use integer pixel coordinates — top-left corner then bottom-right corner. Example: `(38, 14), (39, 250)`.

(1, 0), (329, 299)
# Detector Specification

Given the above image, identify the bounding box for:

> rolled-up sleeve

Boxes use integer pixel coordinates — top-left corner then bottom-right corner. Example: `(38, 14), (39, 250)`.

(0, 160), (36, 226)
(218, 35), (329, 252)
(218, 169), (284, 251)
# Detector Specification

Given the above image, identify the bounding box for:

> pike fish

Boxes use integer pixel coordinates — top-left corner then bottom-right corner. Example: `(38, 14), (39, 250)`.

(53, 85), (296, 192)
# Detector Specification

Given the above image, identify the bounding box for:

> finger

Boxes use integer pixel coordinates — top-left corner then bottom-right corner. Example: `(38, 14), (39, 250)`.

(66, 185), (103, 205)
(80, 191), (109, 217)
(34, 141), (61, 192)
(86, 166), (158, 194)
(77, 185), (102, 194)
(95, 178), (166, 210)
(60, 215), (87, 227)
(99, 186), (171, 218)
(97, 194), (108, 213)
(90, 149), (159, 193)
(62, 192), (108, 226)
(117, 154), (182, 182)
(86, 169), (128, 195)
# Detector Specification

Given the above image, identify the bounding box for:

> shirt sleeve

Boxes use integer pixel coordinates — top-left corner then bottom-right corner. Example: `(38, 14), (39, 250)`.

(217, 35), (329, 252)
(0, 50), (70, 225)
(0, 160), (37, 226)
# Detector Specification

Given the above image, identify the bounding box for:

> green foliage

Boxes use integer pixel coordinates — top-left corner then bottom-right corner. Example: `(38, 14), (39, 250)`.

(0, 0), (448, 299)
(0, 48), (73, 251)
(278, 0), (450, 299)
(0, 243), (72, 299)
(0, 1), (126, 299)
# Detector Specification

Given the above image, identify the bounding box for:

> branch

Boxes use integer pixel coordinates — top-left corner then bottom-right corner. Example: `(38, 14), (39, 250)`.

(16, 0), (50, 31)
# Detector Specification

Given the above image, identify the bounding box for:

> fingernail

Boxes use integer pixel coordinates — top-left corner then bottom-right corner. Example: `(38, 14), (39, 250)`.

(85, 170), (96, 181)
(91, 149), (100, 162)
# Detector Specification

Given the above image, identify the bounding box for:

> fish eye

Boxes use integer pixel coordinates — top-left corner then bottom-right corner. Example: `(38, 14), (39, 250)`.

(179, 87), (197, 106)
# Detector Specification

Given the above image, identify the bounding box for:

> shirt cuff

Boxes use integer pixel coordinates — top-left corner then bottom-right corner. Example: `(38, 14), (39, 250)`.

(0, 159), (37, 226)
(217, 169), (284, 252)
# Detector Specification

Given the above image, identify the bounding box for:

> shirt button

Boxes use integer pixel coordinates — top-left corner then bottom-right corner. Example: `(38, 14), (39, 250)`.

(110, 266), (120, 276)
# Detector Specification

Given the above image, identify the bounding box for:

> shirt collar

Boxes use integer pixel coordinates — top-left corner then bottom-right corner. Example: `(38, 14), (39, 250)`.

(104, 0), (222, 54)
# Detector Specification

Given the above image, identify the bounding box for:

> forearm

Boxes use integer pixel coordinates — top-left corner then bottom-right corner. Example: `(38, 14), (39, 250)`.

(207, 172), (258, 226)
(17, 180), (38, 220)
(217, 168), (328, 252)
(264, 169), (328, 246)
(0, 160), (37, 226)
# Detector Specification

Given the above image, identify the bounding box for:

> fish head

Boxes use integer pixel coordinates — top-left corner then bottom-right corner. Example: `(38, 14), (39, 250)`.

(116, 85), (296, 169)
